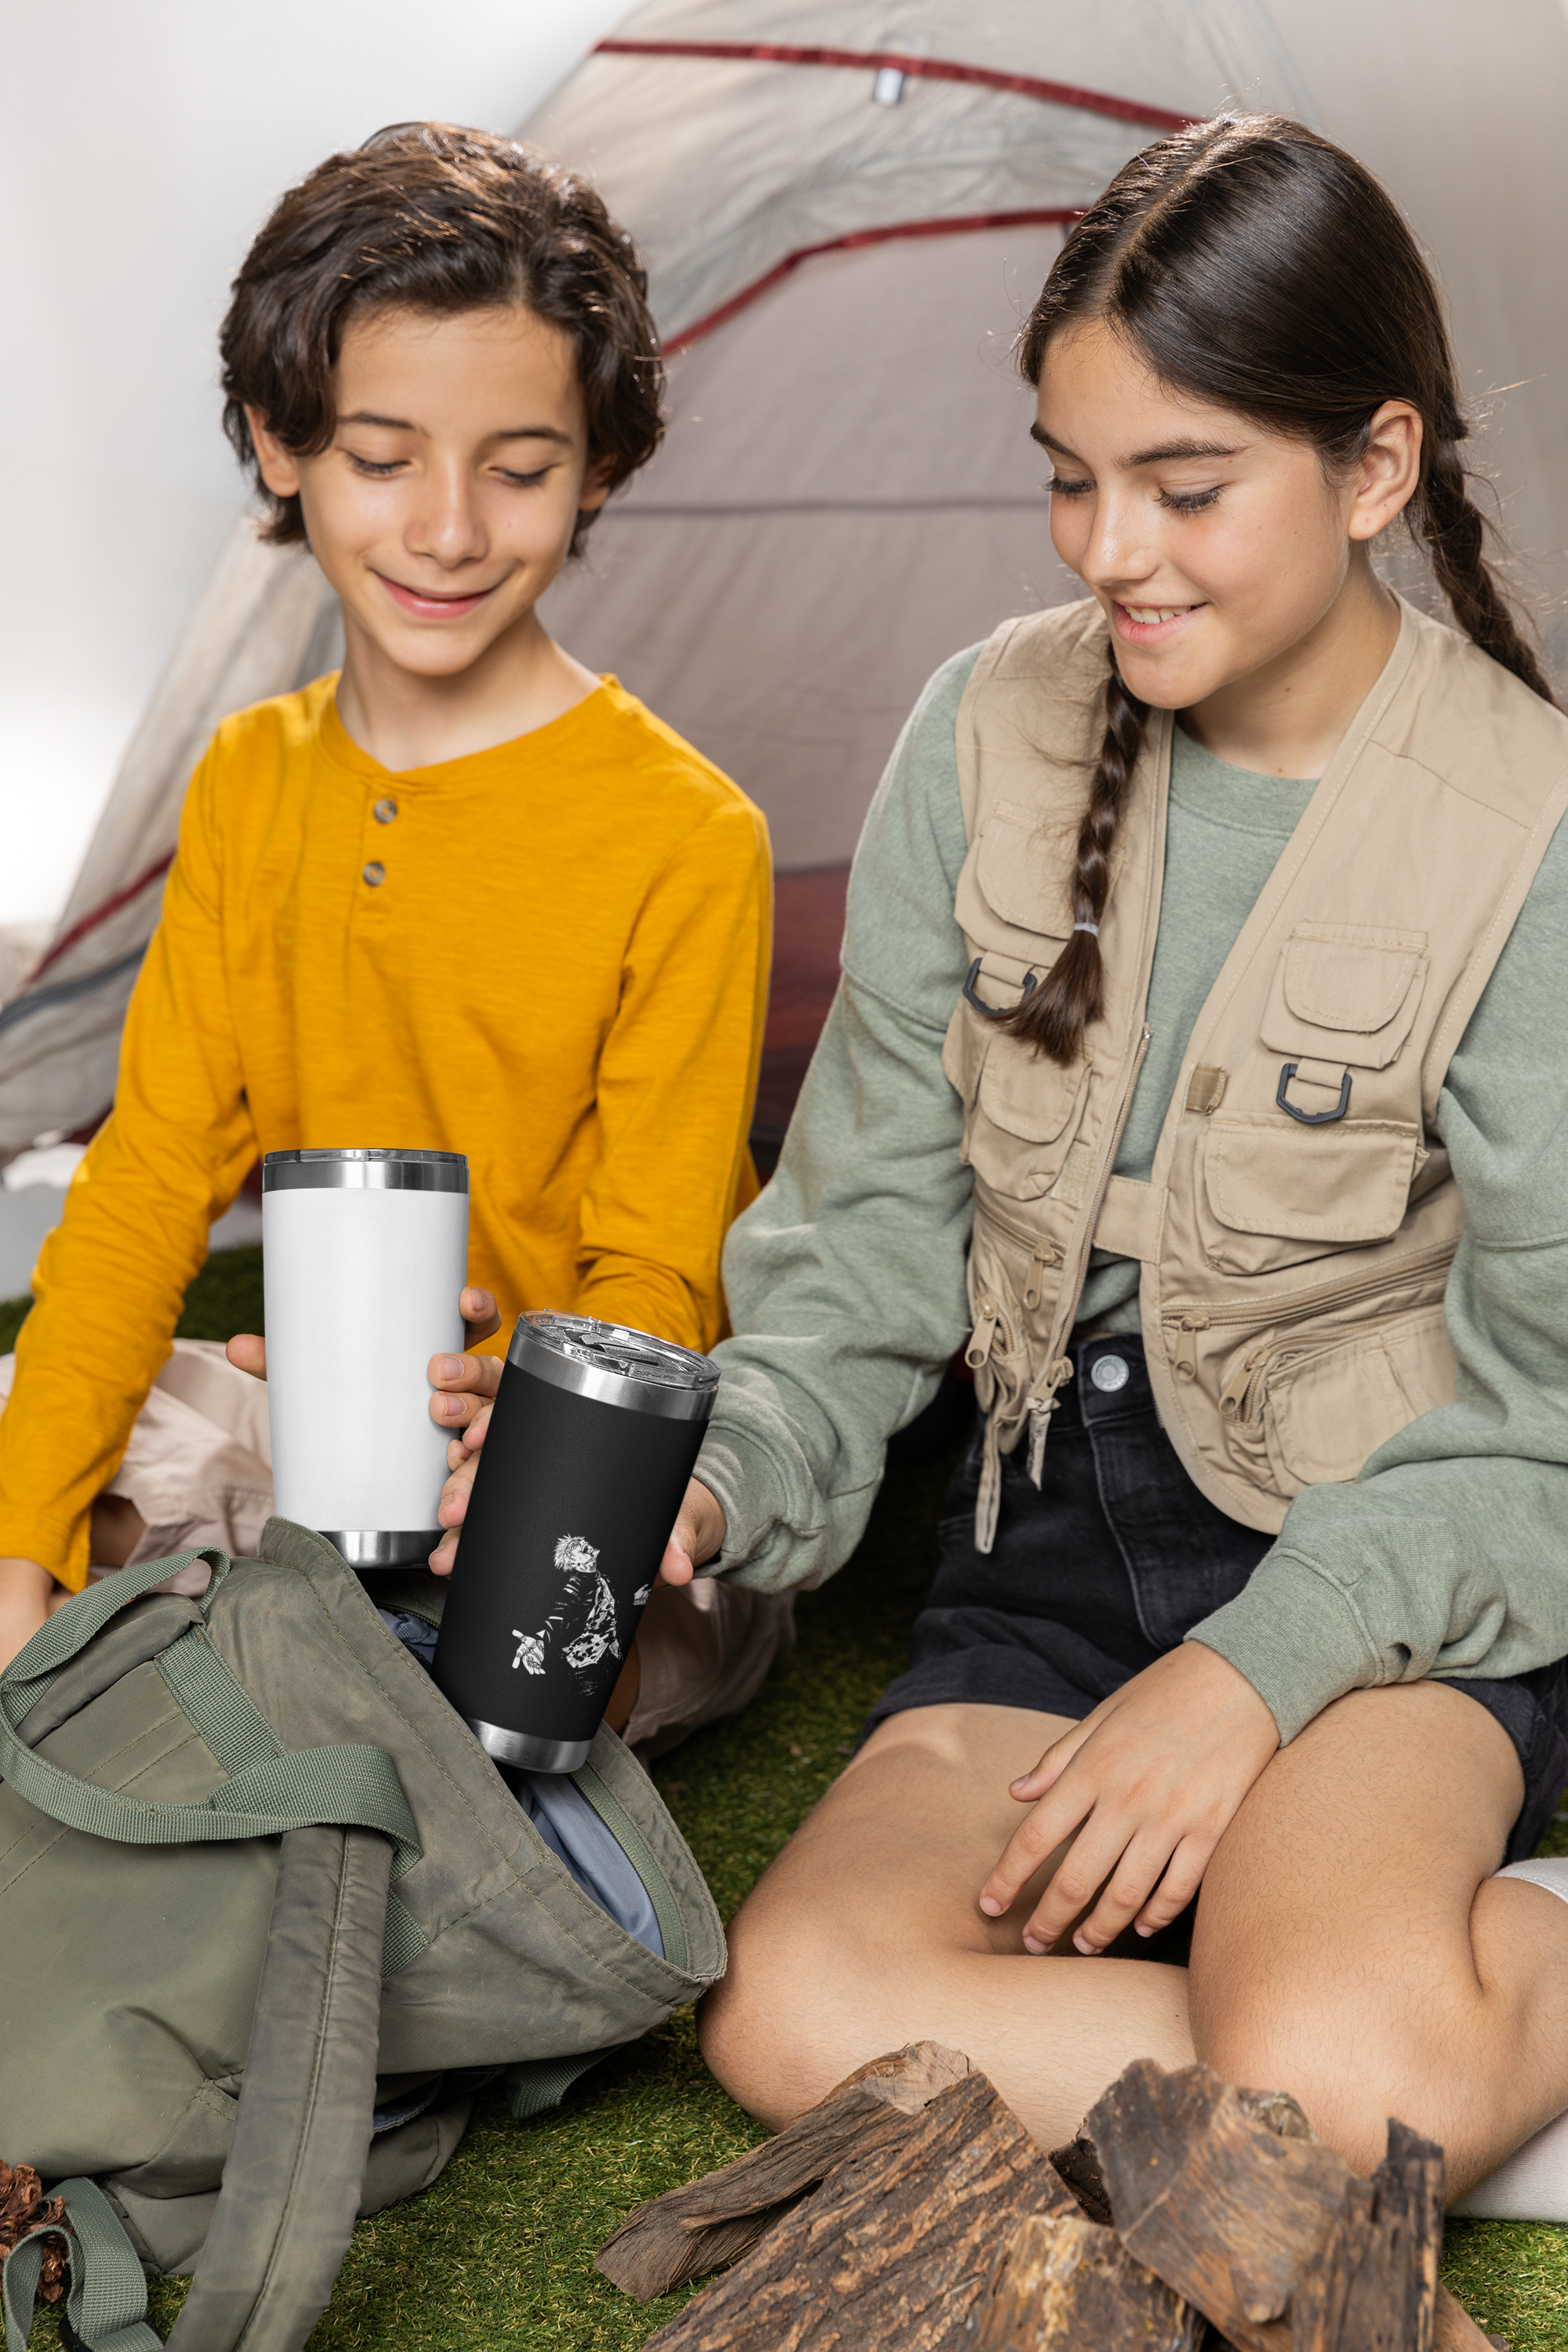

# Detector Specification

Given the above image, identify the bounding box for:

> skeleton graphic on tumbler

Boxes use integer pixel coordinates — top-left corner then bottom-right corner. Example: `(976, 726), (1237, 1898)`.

(510, 1534), (655, 1690)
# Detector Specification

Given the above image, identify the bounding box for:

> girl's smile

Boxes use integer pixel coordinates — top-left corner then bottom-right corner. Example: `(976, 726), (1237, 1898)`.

(1112, 600), (1206, 645)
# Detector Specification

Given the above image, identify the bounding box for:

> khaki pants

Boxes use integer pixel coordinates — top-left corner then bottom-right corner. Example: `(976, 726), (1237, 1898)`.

(0, 1341), (793, 1762)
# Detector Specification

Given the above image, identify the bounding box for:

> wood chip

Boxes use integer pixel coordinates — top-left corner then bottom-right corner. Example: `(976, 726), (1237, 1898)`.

(970, 2210), (1205, 2350)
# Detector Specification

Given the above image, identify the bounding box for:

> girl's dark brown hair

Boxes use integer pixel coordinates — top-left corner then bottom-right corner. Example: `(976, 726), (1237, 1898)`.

(1010, 112), (1554, 1065)
(220, 122), (662, 555)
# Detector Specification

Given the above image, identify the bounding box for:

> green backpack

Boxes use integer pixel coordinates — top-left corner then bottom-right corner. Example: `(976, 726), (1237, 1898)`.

(0, 1519), (724, 2352)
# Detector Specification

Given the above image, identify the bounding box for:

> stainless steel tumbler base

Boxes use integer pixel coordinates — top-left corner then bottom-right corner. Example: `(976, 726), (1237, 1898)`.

(465, 1717), (592, 1774)
(321, 1529), (441, 1568)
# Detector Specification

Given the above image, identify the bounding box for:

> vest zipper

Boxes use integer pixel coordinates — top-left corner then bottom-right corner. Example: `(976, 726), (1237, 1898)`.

(1173, 1312), (1210, 1382)
(1027, 1359), (1075, 1480)
(1165, 1236), (1457, 1388)
(965, 1294), (1004, 1370)
(1023, 1243), (1065, 1311)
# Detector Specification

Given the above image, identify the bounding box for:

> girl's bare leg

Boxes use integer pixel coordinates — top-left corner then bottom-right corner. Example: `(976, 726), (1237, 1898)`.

(702, 1684), (1568, 2196)
(1190, 1679), (1568, 2197)
(698, 1701), (1193, 2145)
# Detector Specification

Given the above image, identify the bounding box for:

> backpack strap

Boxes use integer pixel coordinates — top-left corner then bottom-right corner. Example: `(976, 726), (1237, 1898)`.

(0, 1552), (421, 2350)
(3, 2175), (160, 2352)
(164, 1824), (392, 2352)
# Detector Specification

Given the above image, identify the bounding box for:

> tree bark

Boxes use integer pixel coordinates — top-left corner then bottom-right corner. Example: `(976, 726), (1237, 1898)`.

(596, 2042), (972, 2300)
(640, 2069), (1070, 2351)
(1084, 2060), (1352, 2352)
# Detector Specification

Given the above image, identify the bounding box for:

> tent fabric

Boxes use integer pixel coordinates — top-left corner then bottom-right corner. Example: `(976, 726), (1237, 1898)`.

(5, 0), (1566, 1156)
(0, 523), (339, 1149)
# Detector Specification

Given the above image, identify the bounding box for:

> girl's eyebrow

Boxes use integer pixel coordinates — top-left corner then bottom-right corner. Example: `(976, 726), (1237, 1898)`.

(1031, 421), (1243, 468)
(337, 410), (572, 445)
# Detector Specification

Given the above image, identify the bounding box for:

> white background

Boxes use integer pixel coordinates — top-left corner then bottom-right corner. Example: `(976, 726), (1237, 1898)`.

(0, 0), (624, 931)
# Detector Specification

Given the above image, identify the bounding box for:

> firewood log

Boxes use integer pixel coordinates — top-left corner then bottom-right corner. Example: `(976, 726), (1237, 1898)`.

(639, 2068), (1071, 2351)
(970, 2210), (1206, 2350)
(596, 2041), (971, 2299)
(1084, 2060), (1352, 2352)
(1287, 2117), (1443, 2352)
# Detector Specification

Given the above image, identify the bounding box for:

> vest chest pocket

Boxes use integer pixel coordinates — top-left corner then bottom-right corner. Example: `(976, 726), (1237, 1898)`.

(1199, 922), (1432, 1276)
(1261, 923), (1429, 1069)
(963, 1027), (1091, 1200)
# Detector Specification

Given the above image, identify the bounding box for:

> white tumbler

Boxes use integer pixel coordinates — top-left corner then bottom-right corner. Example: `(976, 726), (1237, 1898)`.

(262, 1148), (469, 1567)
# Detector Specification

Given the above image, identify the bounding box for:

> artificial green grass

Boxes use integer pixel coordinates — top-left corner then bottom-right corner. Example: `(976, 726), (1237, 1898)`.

(5, 1247), (1568, 2346)
(0, 1241), (266, 1357)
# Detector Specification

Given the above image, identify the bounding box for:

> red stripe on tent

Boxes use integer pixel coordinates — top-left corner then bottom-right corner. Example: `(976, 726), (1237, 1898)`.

(27, 851), (173, 985)
(670, 208), (1082, 349)
(592, 38), (1200, 133)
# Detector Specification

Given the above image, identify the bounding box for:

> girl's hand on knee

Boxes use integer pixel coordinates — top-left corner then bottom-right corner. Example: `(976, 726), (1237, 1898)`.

(977, 1642), (1279, 1955)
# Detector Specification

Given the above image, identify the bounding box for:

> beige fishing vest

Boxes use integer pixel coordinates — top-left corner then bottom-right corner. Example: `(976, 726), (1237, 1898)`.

(944, 597), (1568, 1548)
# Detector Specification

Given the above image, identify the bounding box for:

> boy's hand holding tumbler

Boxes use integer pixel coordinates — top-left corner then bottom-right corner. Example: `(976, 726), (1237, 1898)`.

(261, 1152), (720, 1769)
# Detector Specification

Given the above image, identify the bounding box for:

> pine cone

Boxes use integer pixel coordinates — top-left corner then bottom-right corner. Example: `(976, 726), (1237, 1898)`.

(0, 2161), (71, 2302)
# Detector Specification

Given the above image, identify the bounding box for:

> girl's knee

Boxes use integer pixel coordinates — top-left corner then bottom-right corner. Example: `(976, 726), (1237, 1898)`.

(1193, 1991), (1450, 2176)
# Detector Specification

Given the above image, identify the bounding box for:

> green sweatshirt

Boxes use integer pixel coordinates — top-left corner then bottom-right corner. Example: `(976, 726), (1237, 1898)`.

(696, 646), (1568, 1744)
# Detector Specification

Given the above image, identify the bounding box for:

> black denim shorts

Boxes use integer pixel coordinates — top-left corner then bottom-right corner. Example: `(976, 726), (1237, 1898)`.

(868, 1333), (1568, 1865)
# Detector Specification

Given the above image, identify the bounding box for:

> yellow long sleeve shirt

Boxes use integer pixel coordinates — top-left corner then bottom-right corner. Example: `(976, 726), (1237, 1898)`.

(0, 674), (771, 1587)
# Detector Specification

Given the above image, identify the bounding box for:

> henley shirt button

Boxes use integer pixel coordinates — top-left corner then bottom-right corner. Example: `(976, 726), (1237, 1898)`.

(373, 798), (397, 824)
(1090, 1352), (1131, 1393)
(361, 862), (387, 887)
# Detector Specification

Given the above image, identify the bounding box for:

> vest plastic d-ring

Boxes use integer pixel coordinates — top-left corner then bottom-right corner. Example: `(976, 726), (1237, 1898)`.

(963, 958), (1039, 1020)
(1276, 1062), (1352, 1124)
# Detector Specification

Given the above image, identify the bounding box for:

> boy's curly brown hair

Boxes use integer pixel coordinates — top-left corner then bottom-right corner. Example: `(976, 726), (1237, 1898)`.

(220, 122), (663, 556)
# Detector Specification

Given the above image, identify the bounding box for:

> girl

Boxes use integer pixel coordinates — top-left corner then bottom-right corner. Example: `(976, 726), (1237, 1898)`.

(643, 113), (1568, 2199)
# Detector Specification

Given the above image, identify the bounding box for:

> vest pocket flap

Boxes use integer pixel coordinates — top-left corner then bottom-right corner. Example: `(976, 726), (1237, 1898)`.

(978, 1033), (1090, 1145)
(1261, 924), (1428, 1069)
(973, 799), (1076, 937)
(1203, 1114), (1421, 1245)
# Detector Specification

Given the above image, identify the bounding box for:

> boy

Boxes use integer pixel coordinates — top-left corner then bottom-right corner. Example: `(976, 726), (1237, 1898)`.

(0, 125), (786, 1734)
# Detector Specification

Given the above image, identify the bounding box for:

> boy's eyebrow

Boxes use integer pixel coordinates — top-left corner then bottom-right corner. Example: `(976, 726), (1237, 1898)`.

(338, 408), (574, 445)
(1030, 422), (1243, 467)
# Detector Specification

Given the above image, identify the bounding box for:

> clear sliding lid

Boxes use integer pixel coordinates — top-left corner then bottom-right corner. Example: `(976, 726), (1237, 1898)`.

(507, 1312), (720, 1421)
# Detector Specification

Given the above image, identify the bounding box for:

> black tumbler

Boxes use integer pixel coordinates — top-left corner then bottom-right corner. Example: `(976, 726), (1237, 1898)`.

(431, 1312), (720, 1772)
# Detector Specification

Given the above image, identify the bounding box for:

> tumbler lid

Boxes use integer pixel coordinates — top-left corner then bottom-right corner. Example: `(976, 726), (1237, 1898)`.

(263, 1148), (468, 1194)
(508, 1312), (720, 1421)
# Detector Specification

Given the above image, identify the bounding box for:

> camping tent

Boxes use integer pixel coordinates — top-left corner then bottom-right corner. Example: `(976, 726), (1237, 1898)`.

(5, 0), (1566, 1156)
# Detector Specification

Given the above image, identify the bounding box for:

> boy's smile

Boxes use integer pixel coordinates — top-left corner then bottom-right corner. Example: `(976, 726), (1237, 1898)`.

(245, 303), (614, 768)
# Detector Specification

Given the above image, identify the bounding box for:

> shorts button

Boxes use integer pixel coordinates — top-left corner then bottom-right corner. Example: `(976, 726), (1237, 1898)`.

(1090, 1352), (1130, 1393)
(361, 862), (386, 887)
(373, 797), (397, 824)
